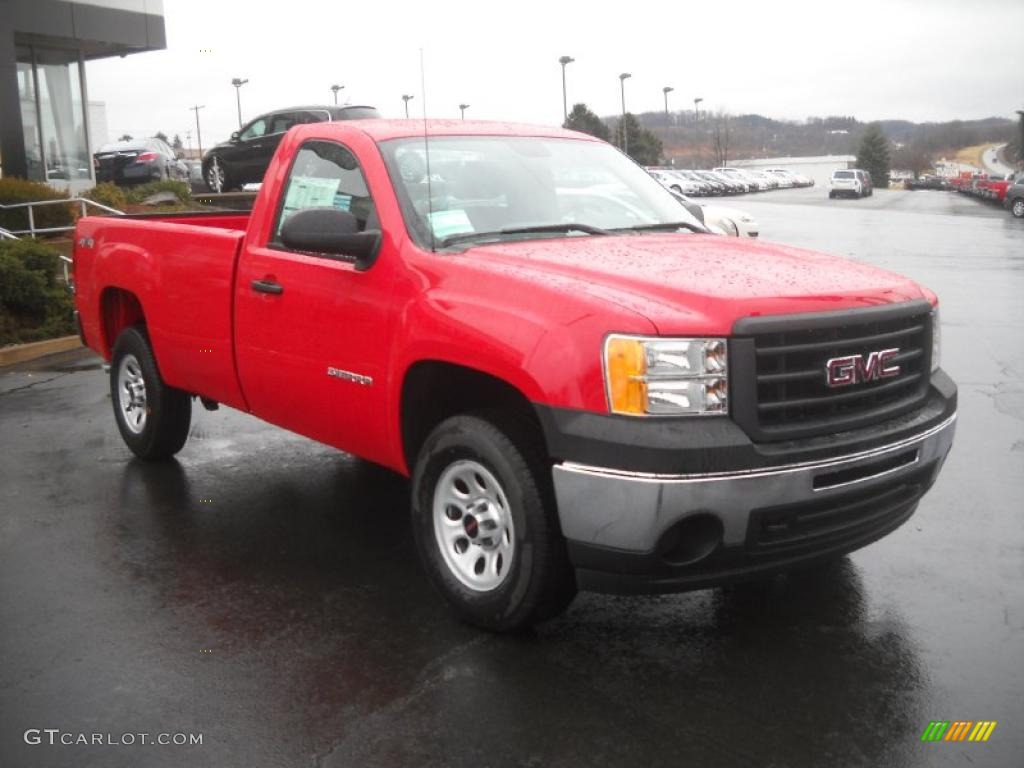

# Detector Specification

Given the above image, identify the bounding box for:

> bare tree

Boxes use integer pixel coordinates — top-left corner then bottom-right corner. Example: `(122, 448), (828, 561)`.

(712, 111), (731, 168)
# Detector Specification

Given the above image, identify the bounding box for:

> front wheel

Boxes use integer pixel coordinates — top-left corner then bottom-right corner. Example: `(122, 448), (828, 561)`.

(203, 156), (231, 193)
(110, 326), (191, 460)
(1012, 198), (1024, 218)
(411, 414), (576, 631)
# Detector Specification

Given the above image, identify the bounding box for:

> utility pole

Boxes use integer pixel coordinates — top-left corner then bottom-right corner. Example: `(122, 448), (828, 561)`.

(459, 103), (470, 120)
(331, 84), (344, 105)
(189, 105), (205, 157)
(402, 94), (414, 118)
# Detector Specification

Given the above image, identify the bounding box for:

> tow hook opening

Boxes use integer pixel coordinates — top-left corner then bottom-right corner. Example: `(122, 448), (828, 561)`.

(657, 513), (724, 566)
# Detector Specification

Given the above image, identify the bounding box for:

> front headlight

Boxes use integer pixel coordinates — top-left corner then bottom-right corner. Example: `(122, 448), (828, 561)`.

(604, 336), (728, 416)
(931, 306), (941, 372)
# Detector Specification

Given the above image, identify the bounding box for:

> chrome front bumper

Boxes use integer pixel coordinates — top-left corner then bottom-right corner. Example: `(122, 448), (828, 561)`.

(552, 413), (957, 555)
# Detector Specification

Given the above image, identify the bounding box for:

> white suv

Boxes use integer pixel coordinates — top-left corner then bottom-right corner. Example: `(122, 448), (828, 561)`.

(829, 169), (863, 199)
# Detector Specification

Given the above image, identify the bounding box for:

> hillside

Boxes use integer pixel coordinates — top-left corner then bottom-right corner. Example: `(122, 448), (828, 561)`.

(610, 112), (1018, 168)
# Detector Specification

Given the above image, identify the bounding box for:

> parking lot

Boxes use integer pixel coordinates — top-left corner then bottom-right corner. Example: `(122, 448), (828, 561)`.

(1, 187), (1022, 767)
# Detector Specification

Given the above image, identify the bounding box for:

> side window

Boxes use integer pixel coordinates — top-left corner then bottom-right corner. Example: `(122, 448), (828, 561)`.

(240, 118), (267, 141)
(274, 140), (377, 243)
(269, 113), (296, 135)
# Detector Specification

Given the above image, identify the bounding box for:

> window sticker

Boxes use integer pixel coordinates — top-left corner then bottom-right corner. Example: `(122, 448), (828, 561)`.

(333, 193), (352, 212)
(280, 176), (342, 222)
(428, 209), (474, 239)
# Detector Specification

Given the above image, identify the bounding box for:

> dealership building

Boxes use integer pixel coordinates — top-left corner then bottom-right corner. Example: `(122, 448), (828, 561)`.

(0, 0), (166, 192)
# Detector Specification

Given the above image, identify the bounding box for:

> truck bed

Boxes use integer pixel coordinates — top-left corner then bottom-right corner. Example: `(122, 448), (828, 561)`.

(74, 213), (250, 409)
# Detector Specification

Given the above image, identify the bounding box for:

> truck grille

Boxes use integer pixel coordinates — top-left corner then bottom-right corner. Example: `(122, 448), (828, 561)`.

(730, 301), (933, 441)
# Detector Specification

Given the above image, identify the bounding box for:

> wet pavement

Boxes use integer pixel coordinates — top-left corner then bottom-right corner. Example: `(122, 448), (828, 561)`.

(2, 187), (1023, 767)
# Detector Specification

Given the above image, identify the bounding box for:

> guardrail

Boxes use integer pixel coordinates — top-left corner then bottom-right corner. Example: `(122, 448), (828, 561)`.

(0, 198), (123, 282)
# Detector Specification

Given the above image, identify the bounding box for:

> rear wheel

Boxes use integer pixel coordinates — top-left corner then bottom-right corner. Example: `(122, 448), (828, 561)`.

(411, 413), (576, 631)
(1012, 198), (1024, 218)
(110, 326), (191, 460)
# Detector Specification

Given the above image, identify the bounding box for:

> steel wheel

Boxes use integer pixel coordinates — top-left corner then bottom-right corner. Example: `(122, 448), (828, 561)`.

(117, 353), (148, 434)
(433, 459), (515, 592)
(206, 158), (225, 192)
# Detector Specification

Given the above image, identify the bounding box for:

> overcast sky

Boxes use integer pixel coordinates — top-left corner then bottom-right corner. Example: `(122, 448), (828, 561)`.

(86, 0), (1024, 148)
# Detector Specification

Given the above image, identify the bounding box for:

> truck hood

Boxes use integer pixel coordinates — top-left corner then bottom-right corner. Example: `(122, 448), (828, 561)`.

(459, 233), (927, 335)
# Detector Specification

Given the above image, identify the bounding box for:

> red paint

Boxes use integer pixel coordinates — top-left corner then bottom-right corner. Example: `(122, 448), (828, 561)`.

(74, 120), (937, 476)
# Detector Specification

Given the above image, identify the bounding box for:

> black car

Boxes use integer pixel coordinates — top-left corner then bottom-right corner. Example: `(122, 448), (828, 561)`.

(93, 138), (188, 186)
(202, 105), (379, 192)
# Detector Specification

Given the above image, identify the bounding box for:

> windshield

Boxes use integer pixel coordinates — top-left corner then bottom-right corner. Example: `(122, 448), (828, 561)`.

(379, 136), (703, 248)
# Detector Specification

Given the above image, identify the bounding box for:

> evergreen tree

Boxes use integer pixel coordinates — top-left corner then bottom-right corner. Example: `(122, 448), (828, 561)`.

(118, 134), (133, 141)
(564, 103), (610, 142)
(172, 134), (184, 151)
(154, 131), (169, 143)
(614, 113), (663, 166)
(856, 124), (891, 188)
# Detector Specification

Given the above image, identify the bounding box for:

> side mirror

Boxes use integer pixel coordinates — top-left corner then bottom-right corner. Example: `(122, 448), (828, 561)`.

(280, 208), (381, 270)
(230, 132), (240, 143)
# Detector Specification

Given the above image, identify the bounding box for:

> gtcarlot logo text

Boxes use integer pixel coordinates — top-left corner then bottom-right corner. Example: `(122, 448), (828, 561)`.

(24, 729), (203, 746)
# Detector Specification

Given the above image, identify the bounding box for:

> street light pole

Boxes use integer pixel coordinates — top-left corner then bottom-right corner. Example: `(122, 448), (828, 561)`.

(619, 73), (632, 154)
(330, 84), (344, 105)
(230, 78), (248, 128)
(663, 86), (674, 122)
(559, 55), (574, 125)
(402, 94), (414, 118)
(459, 103), (470, 120)
(189, 105), (205, 157)
(694, 96), (703, 123)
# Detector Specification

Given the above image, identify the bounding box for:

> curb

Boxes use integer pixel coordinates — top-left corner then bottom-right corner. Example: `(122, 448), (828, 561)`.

(0, 336), (83, 367)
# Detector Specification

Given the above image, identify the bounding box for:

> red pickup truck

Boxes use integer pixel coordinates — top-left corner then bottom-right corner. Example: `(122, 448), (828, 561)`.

(73, 120), (957, 631)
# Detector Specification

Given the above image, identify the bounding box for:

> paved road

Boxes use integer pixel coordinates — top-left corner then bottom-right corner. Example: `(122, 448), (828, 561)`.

(2, 188), (1023, 767)
(981, 143), (1013, 176)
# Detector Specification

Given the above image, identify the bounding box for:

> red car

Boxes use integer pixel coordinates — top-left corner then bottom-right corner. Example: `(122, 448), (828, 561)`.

(72, 120), (957, 631)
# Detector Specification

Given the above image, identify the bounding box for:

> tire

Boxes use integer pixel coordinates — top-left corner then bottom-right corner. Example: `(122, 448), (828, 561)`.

(1012, 198), (1024, 218)
(411, 413), (576, 632)
(203, 155), (232, 193)
(110, 326), (192, 460)
(828, 191), (836, 199)
(671, 185), (683, 194)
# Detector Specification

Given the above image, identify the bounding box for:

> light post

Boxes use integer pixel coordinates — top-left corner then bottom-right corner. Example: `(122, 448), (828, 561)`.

(619, 73), (631, 154)
(231, 78), (248, 128)
(663, 86), (674, 123)
(330, 84), (344, 105)
(459, 103), (470, 120)
(189, 105), (205, 157)
(402, 94), (414, 118)
(559, 55), (574, 124)
(694, 96), (703, 123)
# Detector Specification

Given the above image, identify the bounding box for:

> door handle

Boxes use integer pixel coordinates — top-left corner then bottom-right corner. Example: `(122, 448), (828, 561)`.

(251, 279), (283, 295)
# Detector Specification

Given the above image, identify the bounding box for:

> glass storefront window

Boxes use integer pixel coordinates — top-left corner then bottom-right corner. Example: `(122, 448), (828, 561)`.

(34, 47), (91, 189)
(15, 46), (44, 182)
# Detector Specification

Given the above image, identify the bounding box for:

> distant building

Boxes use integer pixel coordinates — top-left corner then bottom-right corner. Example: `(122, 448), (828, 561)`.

(0, 0), (166, 193)
(729, 155), (857, 186)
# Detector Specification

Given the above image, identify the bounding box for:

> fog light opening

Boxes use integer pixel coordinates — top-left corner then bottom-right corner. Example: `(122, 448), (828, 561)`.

(658, 513), (724, 566)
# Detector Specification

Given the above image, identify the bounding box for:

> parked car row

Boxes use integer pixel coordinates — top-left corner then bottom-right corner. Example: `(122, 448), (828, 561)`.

(949, 172), (1016, 205)
(903, 175), (950, 191)
(646, 166), (813, 198)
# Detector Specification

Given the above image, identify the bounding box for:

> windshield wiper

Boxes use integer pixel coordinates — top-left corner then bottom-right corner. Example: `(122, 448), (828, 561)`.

(617, 221), (706, 234)
(440, 222), (611, 247)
